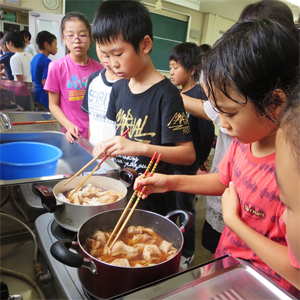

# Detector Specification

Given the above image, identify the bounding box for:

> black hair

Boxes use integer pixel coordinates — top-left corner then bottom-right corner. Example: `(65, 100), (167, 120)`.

(203, 18), (299, 123)
(92, 0), (153, 53)
(169, 42), (201, 82)
(60, 12), (91, 38)
(36, 30), (57, 50)
(239, 0), (298, 41)
(20, 30), (32, 41)
(0, 31), (4, 39)
(4, 30), (24, 49)
(199, 44), (211, 53)
(280, 85), (300, 170)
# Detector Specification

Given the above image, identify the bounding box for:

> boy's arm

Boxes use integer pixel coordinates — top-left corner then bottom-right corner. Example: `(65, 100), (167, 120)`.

(222, 182), (300, 289)
(134, 172), (227, 199)
(93, 137), (196, 166)
(181, 93), (211, 120)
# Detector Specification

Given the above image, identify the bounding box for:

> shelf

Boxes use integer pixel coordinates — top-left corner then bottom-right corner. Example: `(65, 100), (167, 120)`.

(0, 3), (32, 12)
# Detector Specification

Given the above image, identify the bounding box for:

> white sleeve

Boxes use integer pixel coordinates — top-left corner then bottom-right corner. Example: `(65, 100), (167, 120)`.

(10, 54), (22, 76)
(203, 101), (227, 133)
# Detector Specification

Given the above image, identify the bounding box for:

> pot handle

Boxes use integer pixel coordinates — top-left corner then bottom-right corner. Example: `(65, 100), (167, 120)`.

(35, 185), (64, 213)
(50, 239), (98, 275)
(165, 210), (194, 234)
(119, 167), (139, 187)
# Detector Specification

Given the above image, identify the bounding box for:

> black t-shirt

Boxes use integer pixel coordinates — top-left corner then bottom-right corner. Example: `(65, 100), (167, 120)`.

(175, 85), (215, 174)
(106, 77), (192, 215)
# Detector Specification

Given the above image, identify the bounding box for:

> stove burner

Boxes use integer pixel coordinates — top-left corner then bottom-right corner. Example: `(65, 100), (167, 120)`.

(50, 219), (77, 241)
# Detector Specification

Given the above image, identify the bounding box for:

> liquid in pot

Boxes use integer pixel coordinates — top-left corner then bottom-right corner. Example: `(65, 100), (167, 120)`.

(83, 226), (178, 267)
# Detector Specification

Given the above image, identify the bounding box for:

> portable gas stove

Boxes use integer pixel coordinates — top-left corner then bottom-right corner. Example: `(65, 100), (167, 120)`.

(35, 213), (298, 300)
(35, 213), (88, 300)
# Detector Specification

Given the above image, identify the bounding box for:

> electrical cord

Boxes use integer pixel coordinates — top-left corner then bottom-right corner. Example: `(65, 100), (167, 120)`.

(0, 267), (45, 300)
(0, 213), (46, 299)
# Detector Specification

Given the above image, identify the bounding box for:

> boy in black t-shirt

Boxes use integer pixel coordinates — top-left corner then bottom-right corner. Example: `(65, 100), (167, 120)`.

(169, 42), (215, 267)
(92, 0), (195, 216)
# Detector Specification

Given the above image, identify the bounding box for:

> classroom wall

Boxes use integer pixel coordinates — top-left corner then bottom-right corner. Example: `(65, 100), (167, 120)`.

(0, 0), (63, 15)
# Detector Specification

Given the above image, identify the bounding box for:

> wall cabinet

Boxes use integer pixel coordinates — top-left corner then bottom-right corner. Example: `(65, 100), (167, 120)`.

(0, 20), (29, 32)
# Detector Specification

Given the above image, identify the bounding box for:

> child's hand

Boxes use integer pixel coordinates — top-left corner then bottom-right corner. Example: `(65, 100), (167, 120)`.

(92, 142), (105, 158)
(65, 125), (79, 143)
(99, 136), (140, 158)
(133, 173), (169, 199)
(221, 181), (241, 230)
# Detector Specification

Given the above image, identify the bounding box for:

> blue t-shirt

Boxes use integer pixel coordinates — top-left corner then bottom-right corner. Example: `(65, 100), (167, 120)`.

(0, 51), (14, 80)
(30, 53), (51, 109)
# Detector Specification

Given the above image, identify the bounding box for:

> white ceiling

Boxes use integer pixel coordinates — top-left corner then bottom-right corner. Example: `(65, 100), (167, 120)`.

(167, 0), (300, 22)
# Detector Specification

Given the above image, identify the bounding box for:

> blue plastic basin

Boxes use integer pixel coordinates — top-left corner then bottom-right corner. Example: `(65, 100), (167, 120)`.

(0, 142), (63, 180)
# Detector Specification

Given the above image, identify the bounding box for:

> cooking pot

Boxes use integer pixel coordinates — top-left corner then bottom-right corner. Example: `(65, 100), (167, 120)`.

(51, 209), (193, 299)
(35, 176), (128, 232)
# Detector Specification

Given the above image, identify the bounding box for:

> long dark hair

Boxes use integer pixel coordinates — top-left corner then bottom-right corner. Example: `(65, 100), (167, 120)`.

(203, 18), (299, 123)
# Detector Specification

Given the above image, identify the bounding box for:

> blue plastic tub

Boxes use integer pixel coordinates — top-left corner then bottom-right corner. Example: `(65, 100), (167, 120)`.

(0, 142), (63, 180)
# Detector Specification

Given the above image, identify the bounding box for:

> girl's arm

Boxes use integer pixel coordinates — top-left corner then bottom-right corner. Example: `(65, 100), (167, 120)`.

(134, 172), (226, 199)
(181, 93), (211, 121)
(48, 91), (79, 143)
(222, 182), (300, 289)
(16, 74), (24, 82)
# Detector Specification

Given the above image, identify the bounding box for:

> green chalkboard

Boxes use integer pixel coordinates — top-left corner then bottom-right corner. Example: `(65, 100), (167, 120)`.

(65, 1), (188, 71)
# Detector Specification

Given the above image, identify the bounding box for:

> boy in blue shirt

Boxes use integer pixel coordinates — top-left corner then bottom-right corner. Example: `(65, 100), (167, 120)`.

(30, 31), (57, 109)
(92, 0), (195, 216)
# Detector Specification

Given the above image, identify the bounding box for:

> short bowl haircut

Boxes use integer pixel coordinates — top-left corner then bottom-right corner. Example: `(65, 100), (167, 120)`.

(36, 30), (57, 50)
(21, 30), (32, 41)
(4, 30), (24, 49)
(169, 42), (201, 82)
(280, 85), (300, 171)
(203, 18), (299, 123)
(92, 0), (153, 53)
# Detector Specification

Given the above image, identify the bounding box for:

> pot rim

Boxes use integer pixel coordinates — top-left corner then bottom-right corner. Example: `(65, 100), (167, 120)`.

(54, 176), (128, 207)
(77, 208), (184, 268)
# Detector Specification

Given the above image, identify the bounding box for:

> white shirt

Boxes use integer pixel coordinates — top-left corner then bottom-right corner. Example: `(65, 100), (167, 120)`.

(10, 51), (33, 82)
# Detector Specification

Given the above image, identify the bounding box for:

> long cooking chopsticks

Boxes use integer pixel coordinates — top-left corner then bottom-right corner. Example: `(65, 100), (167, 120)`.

(108, 153), (162, 249)
(64, 128), (130, 187)
(68, 129), (130, 196)
(106, 152), (158, 247)
(12, 120), (58, 125)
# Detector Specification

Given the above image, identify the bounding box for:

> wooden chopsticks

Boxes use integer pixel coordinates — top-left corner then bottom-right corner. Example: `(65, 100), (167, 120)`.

(64, 128), (130, 187)
(67, 129), (130, 196)
(107, 153), (162, 249)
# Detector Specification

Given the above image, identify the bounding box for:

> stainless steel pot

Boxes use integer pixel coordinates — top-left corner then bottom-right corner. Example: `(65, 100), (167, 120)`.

(35, 176), (128, 232)
(51, 209), (193, 299)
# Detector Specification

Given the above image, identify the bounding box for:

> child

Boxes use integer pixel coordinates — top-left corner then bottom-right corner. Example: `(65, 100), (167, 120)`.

(221, 86), (300, 290)
(5, 30), (33, 82)
(81, 49), (119, 146)
(30, 31), (57, 110)
(21, 30), (37, 56)
(44, 12), (103, 143)
(169, 42), (215, 267)
(276, 87), (300, 269)
(0, 33), (14, 80)
(92, 0), (195, 216)
(134, 18), (299, 294)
